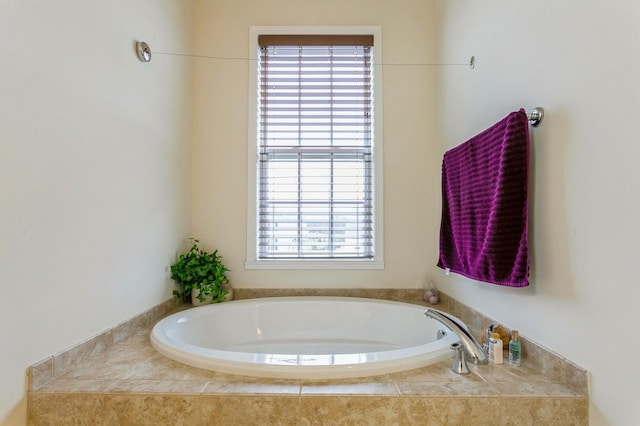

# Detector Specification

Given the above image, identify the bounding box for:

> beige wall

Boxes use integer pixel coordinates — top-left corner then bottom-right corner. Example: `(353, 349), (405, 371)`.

(192, 0), (443, 289)
(434, 1), (640, 425)
(194, 1), (640, 424)
(0, 2), (193, 424)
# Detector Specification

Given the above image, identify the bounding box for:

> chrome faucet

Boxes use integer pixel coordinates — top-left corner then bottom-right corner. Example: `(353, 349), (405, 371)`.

(424, 308), (488, 367)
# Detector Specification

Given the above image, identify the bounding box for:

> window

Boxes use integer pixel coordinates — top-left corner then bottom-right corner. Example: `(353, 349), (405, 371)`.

(246, 27), (383, 270)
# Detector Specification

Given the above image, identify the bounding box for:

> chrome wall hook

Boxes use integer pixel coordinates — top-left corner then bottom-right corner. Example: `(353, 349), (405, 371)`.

(136, 41), (152, 62)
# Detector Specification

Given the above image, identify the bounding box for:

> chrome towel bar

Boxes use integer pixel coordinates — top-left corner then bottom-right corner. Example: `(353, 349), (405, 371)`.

(527, 107), (544, 127)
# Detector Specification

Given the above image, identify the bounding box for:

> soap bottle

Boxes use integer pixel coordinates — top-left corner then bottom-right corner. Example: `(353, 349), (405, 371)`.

(509, 330), (521, 366)
(488, 332), (503, 364)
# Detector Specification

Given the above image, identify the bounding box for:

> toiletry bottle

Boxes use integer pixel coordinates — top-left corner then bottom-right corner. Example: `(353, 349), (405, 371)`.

(482, 323), (497, 355)
(489, 332), (503, 364)
(509, 330), (521, 366)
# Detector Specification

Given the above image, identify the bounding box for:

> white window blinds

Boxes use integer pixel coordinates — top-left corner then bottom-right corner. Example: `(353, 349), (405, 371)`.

(257, 35), (375, 260)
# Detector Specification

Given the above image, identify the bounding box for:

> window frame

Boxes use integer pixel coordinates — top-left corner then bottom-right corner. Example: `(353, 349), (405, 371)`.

(245, 26), (384, 270)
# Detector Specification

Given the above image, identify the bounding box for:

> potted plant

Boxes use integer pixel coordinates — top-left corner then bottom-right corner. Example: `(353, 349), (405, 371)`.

(170, 239), (231, 305)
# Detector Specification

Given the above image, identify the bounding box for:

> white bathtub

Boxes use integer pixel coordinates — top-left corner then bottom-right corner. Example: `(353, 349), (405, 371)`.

(150, 296), (459, 379)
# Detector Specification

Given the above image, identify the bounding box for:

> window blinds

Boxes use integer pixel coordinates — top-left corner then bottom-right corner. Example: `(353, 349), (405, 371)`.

(257, 35), (374, 259)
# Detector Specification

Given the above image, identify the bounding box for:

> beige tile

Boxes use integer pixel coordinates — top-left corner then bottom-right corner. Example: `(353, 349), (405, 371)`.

(520, 336), (567, 379)
(122, 352), (220, 381)
(52, 333), (110, 378)
(107, 299), (173, 346)
(490, 381), (580, 397)
(299, 396), (402, 425)
(391, 360), (484, 383)
(302, 374), (394, 385)
(203, 377), (301, 395)
(397, 289), (428, 305)
(106, 379), (208, 394)
(102, 395), (301, 426)
(60, 345), (155, 380)
(113, 327), (153, 348)
(400, 397), (502, 426)
(337, 288), (398, 300)
(565, 361), (588, 395)
(102, 394), (200, 426)
(28, 393), (104, 426)
(30, 357), (53, 390)
(301, 376), (398, 396)
(499, 397), (588, 425)
(436, 292), (453, 311)
(471, 362), (564, 385)
(108, 323), (131, 347)
(397, 381), (499, 396)
(235, 287), (399, 300)
(36, 378), (116, 393)
(210, 395), (301, 425)
(33, 298), (178, 383)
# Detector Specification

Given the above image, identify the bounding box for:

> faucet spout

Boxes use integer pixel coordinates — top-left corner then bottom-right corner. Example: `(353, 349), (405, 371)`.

(424, 308), (488, 365)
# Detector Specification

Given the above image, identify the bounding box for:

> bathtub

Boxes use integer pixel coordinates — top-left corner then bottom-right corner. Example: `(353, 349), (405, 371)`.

(150, 296), (459, 379)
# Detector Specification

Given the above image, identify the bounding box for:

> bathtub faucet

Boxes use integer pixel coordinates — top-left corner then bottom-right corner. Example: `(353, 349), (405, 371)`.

(424, 308), (488, 367)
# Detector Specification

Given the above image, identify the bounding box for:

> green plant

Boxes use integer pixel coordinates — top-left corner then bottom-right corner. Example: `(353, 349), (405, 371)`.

(170, 239), (230, 304)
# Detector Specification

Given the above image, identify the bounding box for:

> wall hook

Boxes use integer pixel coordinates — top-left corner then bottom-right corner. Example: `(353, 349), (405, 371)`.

(136, 41), (151, 62)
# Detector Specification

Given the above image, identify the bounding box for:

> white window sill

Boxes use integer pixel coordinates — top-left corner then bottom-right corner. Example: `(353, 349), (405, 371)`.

(244, 260), (385, 270)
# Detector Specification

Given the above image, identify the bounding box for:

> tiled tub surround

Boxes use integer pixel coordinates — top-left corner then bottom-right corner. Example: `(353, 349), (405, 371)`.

(28, 290), (588, 425)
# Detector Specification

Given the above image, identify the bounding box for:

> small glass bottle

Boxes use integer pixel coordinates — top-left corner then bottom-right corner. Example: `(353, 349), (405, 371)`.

(509, 330), (521, 366)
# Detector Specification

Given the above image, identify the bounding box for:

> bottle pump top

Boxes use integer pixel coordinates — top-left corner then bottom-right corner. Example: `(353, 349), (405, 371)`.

(511, 330), (519, 341)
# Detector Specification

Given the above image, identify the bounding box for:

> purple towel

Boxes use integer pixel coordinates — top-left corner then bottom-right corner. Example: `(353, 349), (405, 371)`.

(437, 109), (530, 287)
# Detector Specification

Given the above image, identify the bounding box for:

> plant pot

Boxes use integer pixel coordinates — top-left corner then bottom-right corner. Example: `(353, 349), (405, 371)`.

(191, 288), (212, 306)
(191, 283), (233, 306)
(222, 283), (234, 301)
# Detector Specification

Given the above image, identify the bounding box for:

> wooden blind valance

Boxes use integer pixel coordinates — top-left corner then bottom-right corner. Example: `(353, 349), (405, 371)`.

(258, 34), (374, 47)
